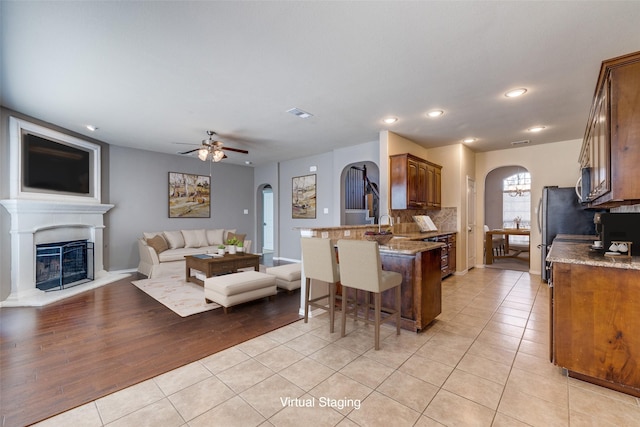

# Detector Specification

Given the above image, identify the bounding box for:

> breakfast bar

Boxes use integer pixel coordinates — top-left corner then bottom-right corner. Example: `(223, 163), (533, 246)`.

(298, 225), (450, 332)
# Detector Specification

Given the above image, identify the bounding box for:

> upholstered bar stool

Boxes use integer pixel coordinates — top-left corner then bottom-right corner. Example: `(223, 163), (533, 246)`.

(336, 239), (402, 350)
(300, 237), (340, 333)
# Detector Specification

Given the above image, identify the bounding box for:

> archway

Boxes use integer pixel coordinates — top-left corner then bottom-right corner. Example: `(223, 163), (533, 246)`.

(484, 165), (531, 270)
(256, 184), (274, 256)
(340, 161), (380, 225)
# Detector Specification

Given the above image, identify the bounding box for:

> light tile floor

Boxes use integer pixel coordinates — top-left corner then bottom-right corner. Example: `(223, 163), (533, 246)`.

(35, 268), (640, 426)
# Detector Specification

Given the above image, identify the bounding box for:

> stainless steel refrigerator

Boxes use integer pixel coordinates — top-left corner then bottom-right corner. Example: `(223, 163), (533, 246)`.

(537, 186), (599, 282)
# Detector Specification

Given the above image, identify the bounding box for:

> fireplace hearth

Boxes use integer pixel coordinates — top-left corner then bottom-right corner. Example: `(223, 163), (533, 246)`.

(36, 240), (94, 291)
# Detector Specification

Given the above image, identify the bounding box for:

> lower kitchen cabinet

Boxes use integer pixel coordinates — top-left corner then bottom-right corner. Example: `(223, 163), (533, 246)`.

(552, 262), (640, 397)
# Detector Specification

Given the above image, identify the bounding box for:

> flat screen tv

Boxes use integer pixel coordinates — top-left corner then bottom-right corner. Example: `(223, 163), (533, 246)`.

(22, 132), (91, 195)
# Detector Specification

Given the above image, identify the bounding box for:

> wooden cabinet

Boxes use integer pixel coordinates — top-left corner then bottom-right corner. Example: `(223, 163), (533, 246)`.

(580, 51), (640, 208)
(390, 153), (442, 210)
(551, 262), (640, 397)
(380, 248), (442, 332)
(434, 233), (456, 278)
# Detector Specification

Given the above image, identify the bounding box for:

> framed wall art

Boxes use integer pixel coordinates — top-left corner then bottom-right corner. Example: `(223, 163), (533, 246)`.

(292, 174), (316, 219)
(168, 172), (210, 218)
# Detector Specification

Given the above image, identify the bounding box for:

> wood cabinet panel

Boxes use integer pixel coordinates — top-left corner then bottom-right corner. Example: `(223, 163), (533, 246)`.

(581, 51), (640, 208)
(552, 262), (640, 397)
(380, 249), (441, 331)
(390, 153), (442, 210)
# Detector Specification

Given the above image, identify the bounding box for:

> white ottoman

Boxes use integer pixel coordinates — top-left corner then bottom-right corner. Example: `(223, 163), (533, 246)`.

(205, 271), (277, 313)
(266, 263), (302, 291)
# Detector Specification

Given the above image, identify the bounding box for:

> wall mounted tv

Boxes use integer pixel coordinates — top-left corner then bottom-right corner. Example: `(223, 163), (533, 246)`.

(9, 116), (101, 203)
(22, 132), (91, 195)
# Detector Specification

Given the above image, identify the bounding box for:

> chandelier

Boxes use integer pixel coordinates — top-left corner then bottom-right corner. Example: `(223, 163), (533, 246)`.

(505, 169), (530, 197)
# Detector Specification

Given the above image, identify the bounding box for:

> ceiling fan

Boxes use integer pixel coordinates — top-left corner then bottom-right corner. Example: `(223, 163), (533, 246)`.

(179, 131), (249, 162)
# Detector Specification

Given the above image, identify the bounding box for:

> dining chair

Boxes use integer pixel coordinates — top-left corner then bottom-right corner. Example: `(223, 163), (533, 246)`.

(336, 239), (402, 350)
(300, 237), (340, 333)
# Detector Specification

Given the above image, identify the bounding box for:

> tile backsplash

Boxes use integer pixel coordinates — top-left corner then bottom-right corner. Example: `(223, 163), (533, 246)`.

(391, 207), (457, 232)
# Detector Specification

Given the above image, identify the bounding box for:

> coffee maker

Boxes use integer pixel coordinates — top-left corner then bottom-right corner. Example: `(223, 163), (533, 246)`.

(596, 212), (640, 256)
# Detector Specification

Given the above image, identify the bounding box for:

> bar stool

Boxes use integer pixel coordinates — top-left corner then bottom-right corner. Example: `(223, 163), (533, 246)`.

(336, 239), (402, 350)
(300, 237), (340, 333)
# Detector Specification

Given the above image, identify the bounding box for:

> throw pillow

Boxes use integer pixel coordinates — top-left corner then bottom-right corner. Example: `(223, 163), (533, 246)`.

(206, 228), (225, 246)
(224, 229), (237, 243)
(146, 235), (168, 254)
(226, 232), (246, 245)
(163, 231), (185, 249)
(182, 229), (208, 248)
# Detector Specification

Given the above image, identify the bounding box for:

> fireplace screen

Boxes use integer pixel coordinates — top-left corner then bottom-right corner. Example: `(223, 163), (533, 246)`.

(36, 240), (94, 291)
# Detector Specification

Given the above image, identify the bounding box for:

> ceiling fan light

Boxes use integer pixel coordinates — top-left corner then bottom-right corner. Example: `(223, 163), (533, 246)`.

(198, 148), (209, 161)
(212, 150), (225, 162)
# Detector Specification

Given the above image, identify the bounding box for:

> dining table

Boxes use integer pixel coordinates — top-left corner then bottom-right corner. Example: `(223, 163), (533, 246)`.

(485, 228), (530, 264)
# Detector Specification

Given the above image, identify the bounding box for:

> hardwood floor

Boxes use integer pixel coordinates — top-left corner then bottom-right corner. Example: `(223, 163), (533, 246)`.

(0, 271), (302, 427)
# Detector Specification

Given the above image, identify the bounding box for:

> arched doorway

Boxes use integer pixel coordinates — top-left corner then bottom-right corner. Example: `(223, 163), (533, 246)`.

(256, 184), (273, 256)
(484, 166), (531, 270)
(340, 161), (380, 225)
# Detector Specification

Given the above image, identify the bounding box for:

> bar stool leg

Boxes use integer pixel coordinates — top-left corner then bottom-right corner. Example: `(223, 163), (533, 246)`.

(374, 292), (381, 350)
(329, 282), (336, 333)
(304, 277), (311, 323)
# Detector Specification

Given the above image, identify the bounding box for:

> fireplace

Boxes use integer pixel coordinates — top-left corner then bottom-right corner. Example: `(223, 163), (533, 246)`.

(36, 240), (95, 291)
(1, 118), (120, 306)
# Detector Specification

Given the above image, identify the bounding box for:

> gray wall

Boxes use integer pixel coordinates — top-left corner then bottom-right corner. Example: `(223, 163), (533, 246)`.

(106, 145), (254, 270)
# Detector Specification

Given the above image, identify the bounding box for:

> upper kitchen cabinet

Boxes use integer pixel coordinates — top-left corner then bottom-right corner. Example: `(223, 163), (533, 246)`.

(580, 51), (640, 208)
(390, 153), (442, 210)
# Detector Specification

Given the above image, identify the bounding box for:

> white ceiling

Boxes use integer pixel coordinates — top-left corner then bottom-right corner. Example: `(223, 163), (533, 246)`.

(2, 1), (639, 166)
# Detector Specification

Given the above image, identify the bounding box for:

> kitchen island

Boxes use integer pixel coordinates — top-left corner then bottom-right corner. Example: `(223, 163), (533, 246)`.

(298, 225), (449, 332)
(548, 237), (640, 397)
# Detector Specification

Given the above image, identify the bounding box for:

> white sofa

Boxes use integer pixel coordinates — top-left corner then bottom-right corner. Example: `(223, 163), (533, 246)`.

(137, 228), (251, 278)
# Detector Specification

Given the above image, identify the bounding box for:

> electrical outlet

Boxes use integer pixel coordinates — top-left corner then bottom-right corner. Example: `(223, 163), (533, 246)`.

(321, 232), (329, 239)
(344, 230), (351, 237)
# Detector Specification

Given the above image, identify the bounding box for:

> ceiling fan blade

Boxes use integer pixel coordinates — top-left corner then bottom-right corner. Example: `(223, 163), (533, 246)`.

(221, 146), (249, 154)
(179, 148), (200, 155)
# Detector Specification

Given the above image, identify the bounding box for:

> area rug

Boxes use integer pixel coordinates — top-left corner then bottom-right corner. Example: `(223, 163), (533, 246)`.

(132, 274), (220, 317)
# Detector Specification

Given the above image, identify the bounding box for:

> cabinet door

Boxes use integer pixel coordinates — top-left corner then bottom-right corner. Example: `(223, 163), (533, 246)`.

(553, 263), (640, 391)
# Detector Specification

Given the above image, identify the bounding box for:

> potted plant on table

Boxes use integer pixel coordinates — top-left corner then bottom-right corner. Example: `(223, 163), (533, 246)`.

(236, 241), (244, 253)
(226, 237), (239, 254)
(217, 244), (226, 256)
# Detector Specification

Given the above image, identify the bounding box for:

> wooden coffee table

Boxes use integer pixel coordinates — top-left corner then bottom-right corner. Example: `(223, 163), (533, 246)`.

(185, 253), (260, 286)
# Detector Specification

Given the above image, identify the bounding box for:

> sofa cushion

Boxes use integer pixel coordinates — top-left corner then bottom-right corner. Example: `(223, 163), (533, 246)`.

(182, 229), (208, 248)
(147, 234), (168, 254)
(163, 231), (185, 249)
(206, 228), (225, 246)
(158, 247), (206, 262)
(226, 232), (246, 245)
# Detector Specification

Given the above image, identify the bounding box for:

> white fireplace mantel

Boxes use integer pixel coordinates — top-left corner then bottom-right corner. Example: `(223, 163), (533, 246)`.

(0, 199), (121, 306)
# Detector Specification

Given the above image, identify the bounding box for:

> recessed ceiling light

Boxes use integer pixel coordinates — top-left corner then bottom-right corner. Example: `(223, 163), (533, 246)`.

(245, 161), (253, 165)
(527, 126), (546, 132)
(463, 138), (476, 143)
(427, 110), (444, 118)
(505, 88), (528, 98)
(86, 125), (98, 131)
(383, 117), (398, 124)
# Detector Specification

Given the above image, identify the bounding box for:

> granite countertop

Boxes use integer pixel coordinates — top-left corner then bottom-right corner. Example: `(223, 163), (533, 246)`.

(378, 240), (445, 255)
(547, 239), (640, 270)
